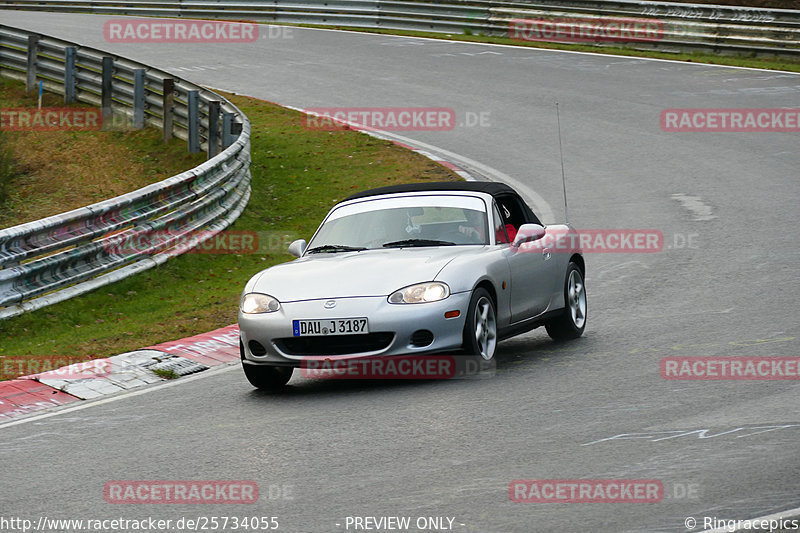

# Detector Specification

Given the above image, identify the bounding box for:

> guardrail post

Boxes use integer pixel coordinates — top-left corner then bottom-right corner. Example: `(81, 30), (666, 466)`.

(162, 78), (174, 143)
(133, 68), (146, 129)
(208, 101), (220, 158)
(222, 112), (234, 148)
(26, 35), (39, 93)
(187, 90), (200, 153)
(101, 56), (114, 128)
(64, 47), (76, 104)
(231, 122), (243, 140)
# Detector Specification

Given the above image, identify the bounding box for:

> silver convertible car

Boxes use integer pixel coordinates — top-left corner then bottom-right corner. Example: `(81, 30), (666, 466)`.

(238, 181), (586, 389)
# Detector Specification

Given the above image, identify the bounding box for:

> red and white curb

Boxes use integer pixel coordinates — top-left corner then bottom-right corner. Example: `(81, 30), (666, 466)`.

(0, 380), (80, 422)
(0, 324), (241, 422)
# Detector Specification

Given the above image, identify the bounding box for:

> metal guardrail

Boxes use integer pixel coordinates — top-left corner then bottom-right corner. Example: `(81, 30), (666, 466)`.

(0, 24), (251, 319)
(487, 0), (800, 57)
(0, 0), (797, 56)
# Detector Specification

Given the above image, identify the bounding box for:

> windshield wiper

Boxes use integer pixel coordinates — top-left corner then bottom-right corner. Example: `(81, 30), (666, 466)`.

(306, 244), (367, 254)
(382, 239), (456, 248)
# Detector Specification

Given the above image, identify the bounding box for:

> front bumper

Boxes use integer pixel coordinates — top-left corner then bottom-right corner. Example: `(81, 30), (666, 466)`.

(239, 292), (471, 365)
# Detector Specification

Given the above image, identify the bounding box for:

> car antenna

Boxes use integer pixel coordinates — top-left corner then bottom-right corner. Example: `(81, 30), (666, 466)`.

(555, 102), (569, 224)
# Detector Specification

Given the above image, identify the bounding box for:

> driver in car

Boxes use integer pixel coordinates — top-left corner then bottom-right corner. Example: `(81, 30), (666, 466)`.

(458, 209), (486, 243)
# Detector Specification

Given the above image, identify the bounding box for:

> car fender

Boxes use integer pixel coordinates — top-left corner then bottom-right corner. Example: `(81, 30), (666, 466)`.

(434, 247), (512, 327)
(542, 224), (583, 311)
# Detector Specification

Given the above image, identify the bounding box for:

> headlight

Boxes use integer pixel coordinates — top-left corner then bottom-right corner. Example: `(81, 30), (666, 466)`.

(388, 282), (450, 304)
(240, 293), (281, 314)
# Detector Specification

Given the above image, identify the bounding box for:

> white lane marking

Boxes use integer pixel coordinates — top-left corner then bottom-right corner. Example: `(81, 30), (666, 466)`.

(430, 51), (503, 57)
(0, 363), (239, 430)
(701, 506), (800, 532)
(671, 193), (716, 221)
(584, 425), (800, 446)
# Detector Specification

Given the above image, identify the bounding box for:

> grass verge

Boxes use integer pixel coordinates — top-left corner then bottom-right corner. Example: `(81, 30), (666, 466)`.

(151, 368), (180, 380)
(0, 77), (205, 228)
(0, 90), (460, 368)
(0, 131), (14, 205)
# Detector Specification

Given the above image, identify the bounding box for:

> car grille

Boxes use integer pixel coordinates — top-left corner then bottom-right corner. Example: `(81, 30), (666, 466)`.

(275, 333), (394, 356)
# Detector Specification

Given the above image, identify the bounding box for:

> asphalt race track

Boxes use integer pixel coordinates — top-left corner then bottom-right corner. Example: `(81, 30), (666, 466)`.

(1, 11), (799, 533)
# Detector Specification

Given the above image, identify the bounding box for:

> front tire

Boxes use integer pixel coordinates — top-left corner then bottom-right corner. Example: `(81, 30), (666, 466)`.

(463, 287), (498, 361)
(242, 363), (293, 390)
(545, 262), (587, 341)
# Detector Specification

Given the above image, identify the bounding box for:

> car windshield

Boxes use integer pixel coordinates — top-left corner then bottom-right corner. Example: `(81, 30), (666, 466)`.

(307, 195), (489, 252)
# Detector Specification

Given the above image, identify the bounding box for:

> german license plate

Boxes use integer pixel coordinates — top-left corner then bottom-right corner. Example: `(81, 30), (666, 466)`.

(292, 318), (369, 337)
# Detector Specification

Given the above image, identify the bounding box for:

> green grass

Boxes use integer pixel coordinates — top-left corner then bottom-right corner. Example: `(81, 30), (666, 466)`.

(0, 91), (459, 366)
(151, 368), (180, 380)
(0, 77), (205, 228)
(0, 131), (14, 204)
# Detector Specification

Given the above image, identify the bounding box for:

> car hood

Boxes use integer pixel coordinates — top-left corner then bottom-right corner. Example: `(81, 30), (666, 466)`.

(249, 247), (482, 302)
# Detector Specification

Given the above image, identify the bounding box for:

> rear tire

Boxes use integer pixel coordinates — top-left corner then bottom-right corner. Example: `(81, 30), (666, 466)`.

(545, 262), (587, 341)
(463, 287), (498, 361)
(242, 363), (293, 390)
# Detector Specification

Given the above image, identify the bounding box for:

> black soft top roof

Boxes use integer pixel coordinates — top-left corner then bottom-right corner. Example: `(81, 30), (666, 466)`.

(344, 181), (518, 201)
(343, 180), (541, 224)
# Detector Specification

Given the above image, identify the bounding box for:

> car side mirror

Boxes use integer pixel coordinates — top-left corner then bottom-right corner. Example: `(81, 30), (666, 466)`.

(288, 239), (307, 257)
(512, 224), (546, 249)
